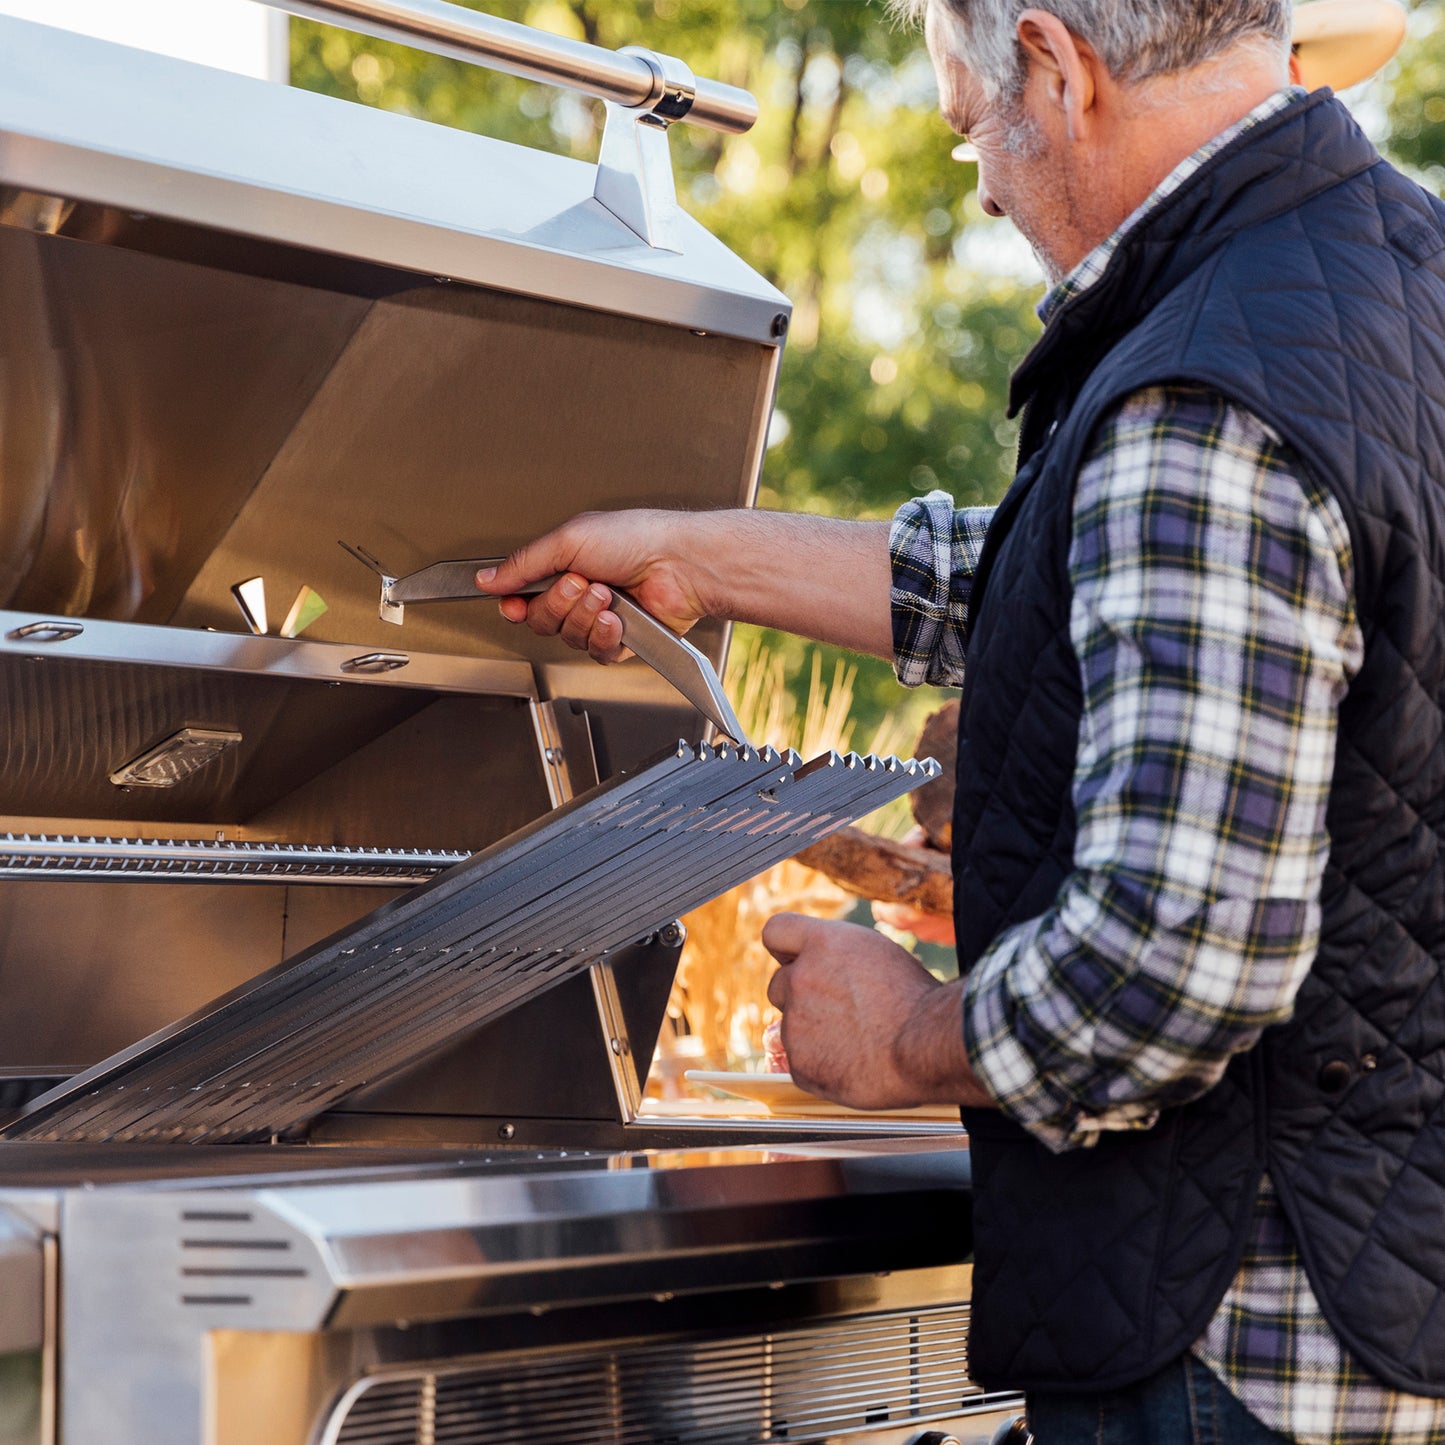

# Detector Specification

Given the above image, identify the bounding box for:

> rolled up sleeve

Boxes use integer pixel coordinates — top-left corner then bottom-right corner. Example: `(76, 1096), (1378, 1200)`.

(889, 491), (993, 688)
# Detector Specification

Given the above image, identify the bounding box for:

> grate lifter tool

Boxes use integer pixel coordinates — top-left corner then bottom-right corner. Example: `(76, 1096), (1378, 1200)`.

(342, 542), (748, 747)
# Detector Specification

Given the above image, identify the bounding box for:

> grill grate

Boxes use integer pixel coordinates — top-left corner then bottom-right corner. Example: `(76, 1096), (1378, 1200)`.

(321, 1305), (1004, 1445)
(0, 834), (467, 884)
(4, 741), (937, 1145)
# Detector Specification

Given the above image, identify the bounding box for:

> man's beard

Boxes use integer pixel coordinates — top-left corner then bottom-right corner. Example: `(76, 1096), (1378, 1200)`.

(993, 103), (1070, 284)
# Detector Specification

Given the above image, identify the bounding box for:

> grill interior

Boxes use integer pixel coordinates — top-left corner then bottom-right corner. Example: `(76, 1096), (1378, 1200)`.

(6, 742), (937, 1144)
(322, 1304), (1002, 1445)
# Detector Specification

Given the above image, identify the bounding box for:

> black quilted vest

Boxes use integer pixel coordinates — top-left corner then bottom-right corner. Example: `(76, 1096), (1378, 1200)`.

(953, 91), (1445, 1395)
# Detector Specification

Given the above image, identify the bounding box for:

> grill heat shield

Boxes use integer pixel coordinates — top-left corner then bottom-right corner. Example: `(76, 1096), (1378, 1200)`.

(5, 742), (938, 1144)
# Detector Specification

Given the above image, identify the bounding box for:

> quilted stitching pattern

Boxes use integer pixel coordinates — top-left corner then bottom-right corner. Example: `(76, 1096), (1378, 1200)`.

(953, 94), (1445, 1395)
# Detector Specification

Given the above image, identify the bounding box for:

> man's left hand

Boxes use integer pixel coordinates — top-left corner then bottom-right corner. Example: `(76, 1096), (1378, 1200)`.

(762, 914), (994, 1112)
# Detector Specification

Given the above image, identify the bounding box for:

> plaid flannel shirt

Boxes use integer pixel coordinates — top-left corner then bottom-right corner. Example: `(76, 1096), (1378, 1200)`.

(888, 89), (1445, 1443)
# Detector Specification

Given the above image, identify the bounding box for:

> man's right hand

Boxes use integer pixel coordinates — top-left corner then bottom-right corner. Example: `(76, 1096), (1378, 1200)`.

(475, 509), (710, 664)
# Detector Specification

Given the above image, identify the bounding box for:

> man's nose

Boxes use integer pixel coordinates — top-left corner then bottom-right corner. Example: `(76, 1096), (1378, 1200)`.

(977, 175), (1006, 219)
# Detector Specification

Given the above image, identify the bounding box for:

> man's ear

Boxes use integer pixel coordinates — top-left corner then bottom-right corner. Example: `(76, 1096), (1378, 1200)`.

(1017, 8), (1098, 141)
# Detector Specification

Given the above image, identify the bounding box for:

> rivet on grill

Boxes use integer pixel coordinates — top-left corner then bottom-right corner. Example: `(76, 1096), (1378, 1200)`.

(497, 1123), (515, 1140)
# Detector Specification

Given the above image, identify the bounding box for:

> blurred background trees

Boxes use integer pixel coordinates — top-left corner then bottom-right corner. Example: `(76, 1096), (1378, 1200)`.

(290, 0), (1439, 740)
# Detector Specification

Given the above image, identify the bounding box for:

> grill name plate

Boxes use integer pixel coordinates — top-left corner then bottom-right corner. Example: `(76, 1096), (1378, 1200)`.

(4, 742), (936, 1145)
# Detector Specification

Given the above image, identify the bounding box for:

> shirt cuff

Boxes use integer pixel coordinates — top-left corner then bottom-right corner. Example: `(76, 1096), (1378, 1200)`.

(888, 492), (985, 689)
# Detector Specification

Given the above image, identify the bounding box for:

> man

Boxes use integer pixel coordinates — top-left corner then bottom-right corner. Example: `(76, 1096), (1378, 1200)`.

(479, 2), (1445, 1439)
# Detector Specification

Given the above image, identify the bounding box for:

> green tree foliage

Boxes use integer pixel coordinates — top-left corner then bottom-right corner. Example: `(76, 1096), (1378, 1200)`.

(1386, 3), (1445, 183)
(288, 2), (1034, 741)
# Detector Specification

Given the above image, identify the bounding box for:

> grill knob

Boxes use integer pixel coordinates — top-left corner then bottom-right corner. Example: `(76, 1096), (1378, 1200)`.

(990, 1419), (1034, 1445)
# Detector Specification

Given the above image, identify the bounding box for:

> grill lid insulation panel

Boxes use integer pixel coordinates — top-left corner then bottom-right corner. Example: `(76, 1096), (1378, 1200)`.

(5, 741), (937, 1144)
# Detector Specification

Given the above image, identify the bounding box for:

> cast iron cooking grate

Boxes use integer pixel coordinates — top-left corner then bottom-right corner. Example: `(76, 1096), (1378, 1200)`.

(3, 741), (937, 1145)
(319, 1304), (1010, 1445)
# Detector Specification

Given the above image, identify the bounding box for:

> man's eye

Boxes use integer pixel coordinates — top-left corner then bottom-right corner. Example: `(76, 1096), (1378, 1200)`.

(951, 140), (980, 164)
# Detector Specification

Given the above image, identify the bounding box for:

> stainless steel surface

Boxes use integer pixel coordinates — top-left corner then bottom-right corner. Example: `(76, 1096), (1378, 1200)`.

(0, 1139), (991, 1444)
(0, 630), (534, 827)
(0, 885), (378, 1074)
(6, 744), (938, 1143)
(162, 282), (775, 725)
(377, 552), (749, 745)
(595, 75), (693, 250)
(277, 586), (327, 640)
(0, 15), (789, 351)
(0, 14), (783, 706)
(0, 836), (465, 885)
(0, 611), (536, 698)
(256, 0), (756, 134)
(108, 727), (244, 790)
(0, 1211), (42, 1354)
(230, 579), (267, 638)
(590, 960), (644, 1124)
(315, 1303), (1000, 1445)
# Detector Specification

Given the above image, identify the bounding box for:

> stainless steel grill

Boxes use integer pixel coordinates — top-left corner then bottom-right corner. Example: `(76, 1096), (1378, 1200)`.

(0, 6), (1013, 1443)
(321, 1304), (1004, 1445)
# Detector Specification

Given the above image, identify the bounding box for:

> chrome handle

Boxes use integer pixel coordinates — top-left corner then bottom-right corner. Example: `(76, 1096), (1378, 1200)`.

(254, 0), (757, 133)
(340, 650), (410, 674)
(5, 621), (84, 644)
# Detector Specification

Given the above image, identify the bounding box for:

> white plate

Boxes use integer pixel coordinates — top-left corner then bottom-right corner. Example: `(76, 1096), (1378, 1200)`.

(684, 1070), (961, 1121)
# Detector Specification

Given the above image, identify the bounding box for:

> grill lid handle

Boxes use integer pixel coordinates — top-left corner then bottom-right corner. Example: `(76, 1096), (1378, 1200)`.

(343, 545), (748, 746)
(254, 0), (757, 135)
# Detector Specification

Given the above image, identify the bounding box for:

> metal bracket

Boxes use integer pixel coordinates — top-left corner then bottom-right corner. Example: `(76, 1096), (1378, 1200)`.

(594, 47), (697, 252)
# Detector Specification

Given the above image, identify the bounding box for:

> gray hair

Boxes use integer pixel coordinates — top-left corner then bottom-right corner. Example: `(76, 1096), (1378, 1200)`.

(894, 0), (1291, 99)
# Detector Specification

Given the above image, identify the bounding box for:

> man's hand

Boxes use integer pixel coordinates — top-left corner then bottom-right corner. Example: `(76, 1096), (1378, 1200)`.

(763, 913), (994, 1112)
(476, 509), (711, 664)
(476, 509), (897, 662)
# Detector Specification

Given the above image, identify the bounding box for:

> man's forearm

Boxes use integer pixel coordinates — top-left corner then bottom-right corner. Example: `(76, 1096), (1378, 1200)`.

(680, 510), (895, 658)
(478, 506), (897, 664)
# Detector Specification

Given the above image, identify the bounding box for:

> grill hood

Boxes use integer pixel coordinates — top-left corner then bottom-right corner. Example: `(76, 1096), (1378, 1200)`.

(0, 12), (788, 704)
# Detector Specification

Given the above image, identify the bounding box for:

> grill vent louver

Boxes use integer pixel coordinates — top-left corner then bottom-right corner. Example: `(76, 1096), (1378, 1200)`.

(4, 741), (937, 1145)
(322, 1305), (1004, 1445)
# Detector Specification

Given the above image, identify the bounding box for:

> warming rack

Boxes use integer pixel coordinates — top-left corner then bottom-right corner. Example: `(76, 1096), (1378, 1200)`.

(0, 834), (468, 885)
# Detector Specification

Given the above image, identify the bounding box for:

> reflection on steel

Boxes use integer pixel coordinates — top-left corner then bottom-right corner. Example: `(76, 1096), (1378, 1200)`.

(108, 727), (244, 790)
(0, 834), (466, 884)
(257, 0), (757, 133)
(230, 577), (268, 637)
(279, 585), (328, 639)
(6, 742), (939, 1144)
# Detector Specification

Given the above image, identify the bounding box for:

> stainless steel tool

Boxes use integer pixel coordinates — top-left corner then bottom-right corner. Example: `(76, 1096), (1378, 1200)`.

(342, 541), (749, 745)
